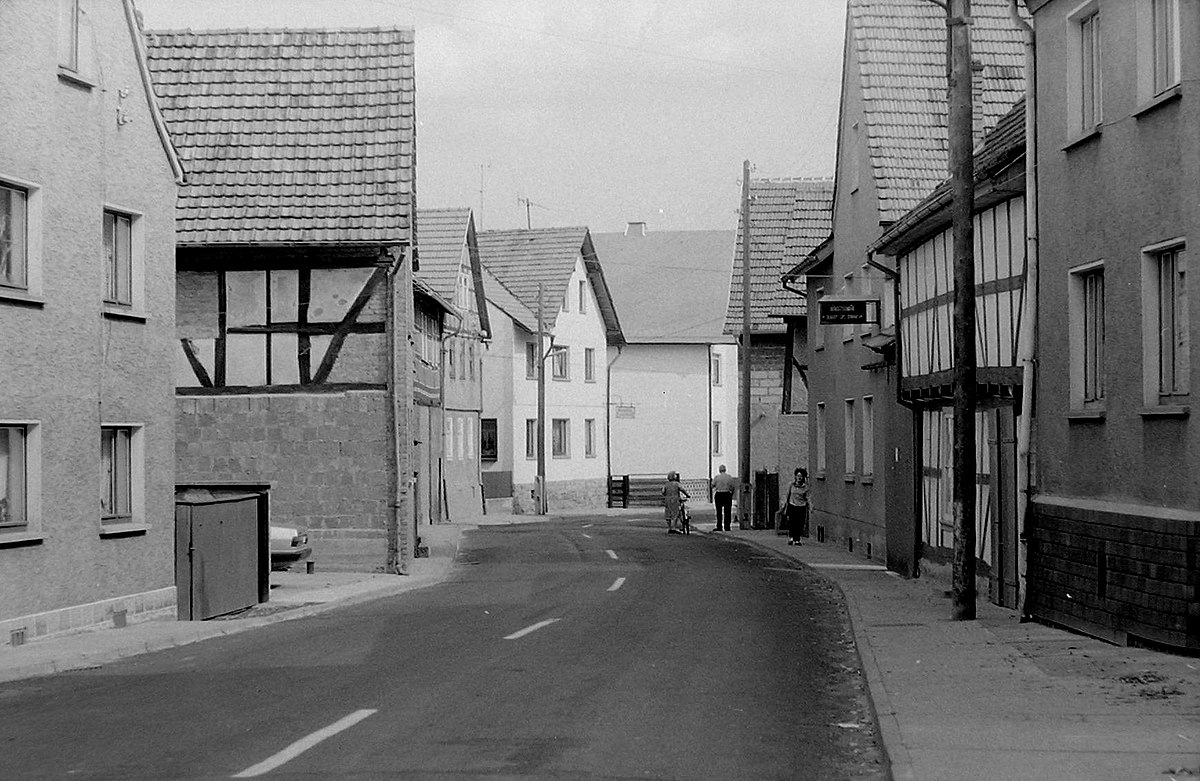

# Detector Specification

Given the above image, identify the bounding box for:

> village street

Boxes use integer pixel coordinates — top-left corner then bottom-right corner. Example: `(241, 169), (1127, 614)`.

(0, 516), (883, 780)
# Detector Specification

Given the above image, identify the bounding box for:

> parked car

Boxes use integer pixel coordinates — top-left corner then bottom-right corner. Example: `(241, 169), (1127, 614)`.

(269, 525), (312, 571)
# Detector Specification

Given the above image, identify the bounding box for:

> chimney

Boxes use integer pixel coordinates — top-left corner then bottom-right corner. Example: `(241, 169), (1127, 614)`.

(625, 221), (646, 237)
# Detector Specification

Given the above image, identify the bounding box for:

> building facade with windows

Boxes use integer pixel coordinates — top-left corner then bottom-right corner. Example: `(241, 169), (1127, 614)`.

(1025, 0), (1199, 649)
(593, 225), (739, 490)
(413, 208), (491, 524)
(146, 28), (418, 573)
(1, 0), (183, 638)
(791, 0), (1026, 574)
(478, 228), (624, 513)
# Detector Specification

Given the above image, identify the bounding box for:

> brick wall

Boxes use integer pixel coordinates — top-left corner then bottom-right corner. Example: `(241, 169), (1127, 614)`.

(1028, 497), (1200, 651)
(177, 392), (397, 571)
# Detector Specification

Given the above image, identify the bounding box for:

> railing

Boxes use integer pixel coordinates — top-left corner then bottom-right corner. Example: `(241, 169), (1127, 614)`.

(608, 474), (712, 508)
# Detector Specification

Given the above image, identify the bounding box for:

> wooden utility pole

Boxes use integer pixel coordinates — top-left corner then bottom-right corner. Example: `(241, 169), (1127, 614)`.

(738, 160), (753, 530)
(947, 0), (977, 620)
(536, 282), (547, 514)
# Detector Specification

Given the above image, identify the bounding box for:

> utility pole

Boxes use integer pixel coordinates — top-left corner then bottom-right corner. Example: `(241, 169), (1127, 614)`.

(738, 160), (753, 530)
(478, 163), (490, 230)
(536, 282), (547, 514)
(518, 196), (549, 230)
(947, 0), (977, 620)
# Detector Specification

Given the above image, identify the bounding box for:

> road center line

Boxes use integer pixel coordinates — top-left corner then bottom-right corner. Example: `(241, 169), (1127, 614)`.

(504, 618), (561, 640)
(582, 523), (593, 528)
(606, 549), (619, 560)
(607, 577), (626, 592)
(581, 533), (592, 539)
(232, 709), (377, 778)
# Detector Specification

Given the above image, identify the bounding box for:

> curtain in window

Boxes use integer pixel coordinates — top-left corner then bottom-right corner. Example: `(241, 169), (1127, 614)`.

(0, 186), (27, 288)
(0, 427), (25, 526)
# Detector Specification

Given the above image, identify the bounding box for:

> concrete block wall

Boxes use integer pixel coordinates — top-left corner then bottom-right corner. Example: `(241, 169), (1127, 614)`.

(511, 478), (606, 514)
(177, 391), (397, 571)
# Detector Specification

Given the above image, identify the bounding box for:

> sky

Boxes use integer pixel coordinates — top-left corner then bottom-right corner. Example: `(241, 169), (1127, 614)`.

(135, 0), (847, 234)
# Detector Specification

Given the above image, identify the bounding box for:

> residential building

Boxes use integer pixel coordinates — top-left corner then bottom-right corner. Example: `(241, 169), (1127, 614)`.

(723, 178), (833, 488)
(790, 0), (1025, 574)
(1, 0), (183, 640)
(145, 28), (418, 572)
(593, 223), (738, 493)
(478, 228), (624, 513)
(869, 100), (1029, 608)
(1024, 0), (1199, 650)
(413, 208), (491, 524)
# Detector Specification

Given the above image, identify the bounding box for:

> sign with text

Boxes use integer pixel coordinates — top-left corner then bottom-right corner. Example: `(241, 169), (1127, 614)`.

(819, 299), (878, 325)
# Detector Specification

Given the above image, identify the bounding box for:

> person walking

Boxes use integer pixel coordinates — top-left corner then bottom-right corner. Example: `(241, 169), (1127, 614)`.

(662, 471), (690, 535)
(784, 467), (810, 546)
(711, 464), (736, 532)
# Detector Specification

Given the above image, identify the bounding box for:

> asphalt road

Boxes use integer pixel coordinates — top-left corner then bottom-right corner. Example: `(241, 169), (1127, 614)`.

(0, 515), (884, 780)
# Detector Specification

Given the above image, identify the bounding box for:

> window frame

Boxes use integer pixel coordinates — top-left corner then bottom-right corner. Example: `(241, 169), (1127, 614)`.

(815, 402), (827, 477)
(584, 418), (597, 458)
(551, 418), (570, 458)
(103, 209), (133, 307)
(1067, 2), (1103, 137)
(1152, 0), (1180, 95)
(578, 280), (587, 314)
(813, 288), (826, 350)
(711, 353), (722, 386)
(861, 396), (874, 479)
(102, 205), (145, 318)
(1068, 260), (1106, 411)
(100, 424), (144, 530)
(0, 182), (29, 293)
(59, 0), (81, 72)
(525, 418), (537, 460)
(1142, 241), (1189, 406)
(711, 420), (722, 456)
(584, 347), (596, 382)
(843, 398), (856, 481)
(0, 175), (43, 306)
(550, 345), (570, 381)
(526, 341), (538, 380)
(480, 418), (498, 461)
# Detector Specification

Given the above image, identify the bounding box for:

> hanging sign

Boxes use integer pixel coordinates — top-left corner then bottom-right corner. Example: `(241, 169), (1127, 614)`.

(819, 298), (878, 325)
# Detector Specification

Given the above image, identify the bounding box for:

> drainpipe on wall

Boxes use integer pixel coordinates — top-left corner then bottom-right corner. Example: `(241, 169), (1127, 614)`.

(605, 344), (623, 507)
(385, 245), (410, 575)
(1011, 0), (1038, 619)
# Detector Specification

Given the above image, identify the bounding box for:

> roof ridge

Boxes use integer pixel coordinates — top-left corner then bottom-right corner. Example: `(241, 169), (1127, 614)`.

(145, 26), (414, 37)
(752, 176), (835, 183)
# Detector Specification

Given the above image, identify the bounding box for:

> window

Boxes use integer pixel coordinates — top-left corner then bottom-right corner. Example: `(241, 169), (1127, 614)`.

(1072, 8), (1103, 133)
(711, 353), (722, 386)
(468, 341), (476, 380)
(526, 342), (538, 379)
(585, 418), (597, 458)
(58, 0), (80, 72)
(101, 426), (138, 524)
(561, 288), (569, 313)
(0, 184), (28, 290)
(455, 417), (465, 461)
(525, 419), (537, 460)
(103, 210), (133, 306)
(550, 345), (569, 380)
(552, 418), (570, 457)
(843, 399), (856, 478)
(480, 418), (498, 461)
(448, 338), (457, 379)
(578, 280), (587, 313)
(1143, 243), (1188, 404)
(814, 288), (826, 350)
(861, 396), (874, 478)
(584, 348), (596, 382)
(815, 403), (827, 475)
(444, 417), (454, 458)
(0, 425), (28, 528)
(1069, 263), (1106, 408)
(1152, 0), (1180, 94)
(711, 420), (722, 456)
(414, 309), (441, 367)
(466, 417), (474, 460)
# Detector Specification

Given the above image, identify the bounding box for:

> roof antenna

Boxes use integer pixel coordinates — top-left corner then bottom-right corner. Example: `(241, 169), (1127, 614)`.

(517, 194), (549, 229)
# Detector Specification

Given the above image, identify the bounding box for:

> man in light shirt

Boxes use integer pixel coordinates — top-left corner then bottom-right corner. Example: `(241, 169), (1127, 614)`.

(711, 465), (737, 532)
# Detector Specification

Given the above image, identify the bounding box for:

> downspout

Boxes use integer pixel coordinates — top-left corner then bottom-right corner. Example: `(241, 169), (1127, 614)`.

(385, 245), (409, 575)
(605, 344), (623, 507)
(1011, 0), (1038, 619)
(707, 345), (713, 497)
(436, 309), (467, 523)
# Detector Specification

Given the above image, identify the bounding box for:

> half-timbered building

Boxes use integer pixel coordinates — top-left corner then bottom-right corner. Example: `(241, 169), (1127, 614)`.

(145, 28), (418, 572)
(869, 100), (1028, 608)
(1, 0), (183, 640)
(478, 227), (624, 513)
(789, 0), (1026, 575)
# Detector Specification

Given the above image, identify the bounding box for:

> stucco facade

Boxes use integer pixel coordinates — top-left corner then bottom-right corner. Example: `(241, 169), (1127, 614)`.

(1026, 0), (1200, 649)
(0, 0), (180, 639)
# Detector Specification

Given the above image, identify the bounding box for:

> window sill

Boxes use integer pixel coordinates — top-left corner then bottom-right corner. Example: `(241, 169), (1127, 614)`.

(843, 473), (856, 483)
(815, 471), (826, 481)
(102, 307), (147, 323)
(1134, 85), (1182, 119)
(585, 453), (597, 459)
(584, 378), (597, 384)
(1062, 126), (1102, 152)
(552, 454), (571, 459)
(0, 532), (45, 549)
(0, 288), (45, 308)
(551, 377), (571, 383)
(860, 475), (874, 485)
(1067, 409), (1106, 422)
(1139, 405), (1189, 419)
(57, 67), (97, 90)
(99, 523), (150, 538)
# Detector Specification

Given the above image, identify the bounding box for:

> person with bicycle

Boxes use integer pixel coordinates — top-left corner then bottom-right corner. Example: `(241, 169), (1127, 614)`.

(662, 471), (690, 535)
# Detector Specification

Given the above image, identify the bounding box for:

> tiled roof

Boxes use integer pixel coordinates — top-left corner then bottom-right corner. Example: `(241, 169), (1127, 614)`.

(415, 208), (471, 301)
(591, 230), (735, 344)
(477, 227), (624, 344)
(871, 98), (1026, 255)
(724, 178), (834, 335)
(144, 28), (416, 246)
(849, 0), (1027, 222)
(480, 266), (537, 333)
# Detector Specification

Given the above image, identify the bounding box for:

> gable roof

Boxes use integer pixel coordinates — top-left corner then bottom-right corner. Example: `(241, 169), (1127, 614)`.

(415, 208), (492, 338)
(480, 266), (537, 333)
(847, 0), (1026, 223)
(122, 0), (185, 184)
(144, 27), (415, 246)
(477, 227), (624, 345)
(724, 178), (834, 336)
(591, 229), (735, 344)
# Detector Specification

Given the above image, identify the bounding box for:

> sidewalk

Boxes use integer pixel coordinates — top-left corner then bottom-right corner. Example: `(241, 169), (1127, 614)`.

(719, 525), (1200, 781)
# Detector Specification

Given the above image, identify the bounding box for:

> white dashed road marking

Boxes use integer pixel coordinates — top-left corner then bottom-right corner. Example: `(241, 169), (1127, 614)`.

(582, 533), (592, 539)
(504, 618), (561, 640)
(232, 709), (377, 778)
(607, 577), (626, 592)
(582, 523), (593, 528)
(605, 549), (619, 560)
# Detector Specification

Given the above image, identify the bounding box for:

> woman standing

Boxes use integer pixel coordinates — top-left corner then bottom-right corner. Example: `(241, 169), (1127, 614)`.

(784, 468), (810, 546)
(662, 471), (690, 535)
